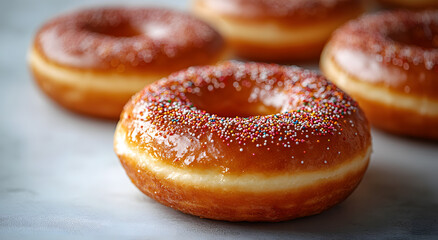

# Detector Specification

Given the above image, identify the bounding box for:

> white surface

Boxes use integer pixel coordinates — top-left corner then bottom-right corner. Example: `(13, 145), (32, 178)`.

(1, 0), (437, 239)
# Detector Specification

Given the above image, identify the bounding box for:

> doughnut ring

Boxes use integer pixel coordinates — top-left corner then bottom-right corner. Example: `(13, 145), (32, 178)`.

(28, 7), (226, 118)
(321, 10), (438, 139)
(114, 61), (372, 221)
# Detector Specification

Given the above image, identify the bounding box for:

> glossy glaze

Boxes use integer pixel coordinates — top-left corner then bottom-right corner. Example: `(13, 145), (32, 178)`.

(34, 7), (225, 73)
(327, 10), (438, 98)
(119, 61), (371, 174)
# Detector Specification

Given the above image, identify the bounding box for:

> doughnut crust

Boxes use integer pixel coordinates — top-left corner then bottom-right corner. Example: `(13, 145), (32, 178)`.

(114, 61), (372, 222)
(28, 7), (226, 119)
(192, 0), (364, 61)
(320, 10), (438, 139)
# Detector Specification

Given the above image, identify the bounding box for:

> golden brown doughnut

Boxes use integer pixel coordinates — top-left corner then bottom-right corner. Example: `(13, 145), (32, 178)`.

(192, 0), (364, 61)
(28, 7), (226, 119)
(321, 10), (438, 139)
(114, 61), (372, 222)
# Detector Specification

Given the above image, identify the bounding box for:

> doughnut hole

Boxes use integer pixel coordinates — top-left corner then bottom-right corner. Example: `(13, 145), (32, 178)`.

(388, 24), (438, 49)
(185, 81), (288, 117)
(83, 21), (141, 37)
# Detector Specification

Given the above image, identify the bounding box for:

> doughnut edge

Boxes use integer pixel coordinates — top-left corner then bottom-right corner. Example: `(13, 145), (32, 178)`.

(114, 122), (371, 222)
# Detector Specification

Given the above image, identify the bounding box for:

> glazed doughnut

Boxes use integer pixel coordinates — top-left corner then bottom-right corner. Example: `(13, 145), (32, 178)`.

(378, 0), (438, 9)
(28, 7), (226, 119)
(114, 61), (372, 222)
(320, 10), (438, 139)
(192, 0), (364, 61)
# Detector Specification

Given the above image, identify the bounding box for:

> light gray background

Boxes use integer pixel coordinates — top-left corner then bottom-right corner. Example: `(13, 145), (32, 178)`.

(1, 0), (437, 239)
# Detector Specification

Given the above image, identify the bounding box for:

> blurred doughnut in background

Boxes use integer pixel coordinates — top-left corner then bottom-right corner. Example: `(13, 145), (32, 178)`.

(192, 0), (365, 62)
(28, 7), (227, 119)
(320, 10), (438, 139)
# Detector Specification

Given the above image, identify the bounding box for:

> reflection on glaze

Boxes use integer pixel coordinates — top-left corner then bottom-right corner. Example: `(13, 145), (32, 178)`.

(333, 48), (407, 85)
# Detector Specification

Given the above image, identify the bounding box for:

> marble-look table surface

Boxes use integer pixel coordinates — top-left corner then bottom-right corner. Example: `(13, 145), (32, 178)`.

(1, 0), (437, 239)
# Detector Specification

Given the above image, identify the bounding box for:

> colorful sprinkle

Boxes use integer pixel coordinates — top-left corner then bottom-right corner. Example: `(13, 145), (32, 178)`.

(128, 61), (359, 154)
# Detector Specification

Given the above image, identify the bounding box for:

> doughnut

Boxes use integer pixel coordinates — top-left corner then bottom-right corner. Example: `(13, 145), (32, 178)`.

(320, 10), (438, 139)
(192, 0), (364, 61)
(378, 0), (438, 9)
(114, 61), (372, 222)
(28, 7), (226, 119)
